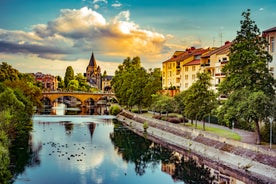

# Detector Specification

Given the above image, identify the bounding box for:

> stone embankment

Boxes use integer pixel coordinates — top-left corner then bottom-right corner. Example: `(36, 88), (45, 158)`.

(117, 110), (276, 184)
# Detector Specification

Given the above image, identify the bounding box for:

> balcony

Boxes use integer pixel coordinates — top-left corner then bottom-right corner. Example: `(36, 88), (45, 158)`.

(201, 63), (210, 67)
(215, 73), (225, 77)
(221, 60), (228, 64)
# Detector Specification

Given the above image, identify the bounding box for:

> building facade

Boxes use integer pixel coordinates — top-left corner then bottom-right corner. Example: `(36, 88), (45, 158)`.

(102, 75), (113, 92)
(263, 26), (276, 79)
(180, 48), (209, 91)
(200, 41), (232, 93)
(85, 52), (102, 89)
(162, 51), (184, 89)
(33, 72), (58, 91)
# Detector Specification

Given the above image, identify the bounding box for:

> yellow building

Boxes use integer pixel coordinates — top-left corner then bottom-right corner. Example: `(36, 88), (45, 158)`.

(263, 26), (276, 79)
(200, 42), (231, 93)
(180, 48), (210, 91)
(162, 51), (185, 89)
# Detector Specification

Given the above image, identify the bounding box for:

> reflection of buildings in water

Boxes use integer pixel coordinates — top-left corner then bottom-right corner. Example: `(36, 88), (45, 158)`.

(161, 152), (245, 184)
(88, 123), (96, 140)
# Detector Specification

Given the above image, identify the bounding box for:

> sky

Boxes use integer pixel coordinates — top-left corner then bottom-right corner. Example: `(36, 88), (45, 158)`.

(1, 0), (276, 76)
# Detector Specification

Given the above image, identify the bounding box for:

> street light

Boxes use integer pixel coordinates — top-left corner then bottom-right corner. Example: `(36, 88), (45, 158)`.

(268, 117), (274, 150)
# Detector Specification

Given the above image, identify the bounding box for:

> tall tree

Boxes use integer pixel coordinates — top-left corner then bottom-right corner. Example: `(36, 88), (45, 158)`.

(218, 9), (276, 144)
(111, 57), (161, 111)
(64, 66), (74, 88)
(183, 72), (217, 130)
(56, 75), (65, 89)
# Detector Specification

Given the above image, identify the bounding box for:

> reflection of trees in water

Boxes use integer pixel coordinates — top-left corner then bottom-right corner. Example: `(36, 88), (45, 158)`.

(172, 157), (214, 184)
(9, 133), (42, 182)
(110, 120), (214, 183)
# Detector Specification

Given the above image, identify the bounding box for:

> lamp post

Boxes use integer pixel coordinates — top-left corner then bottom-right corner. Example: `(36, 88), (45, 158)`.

(268, 117), (273, 150)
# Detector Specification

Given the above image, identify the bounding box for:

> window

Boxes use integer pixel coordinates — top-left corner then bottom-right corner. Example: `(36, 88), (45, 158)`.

(185, 75), (188, 80)
(270, 37), (275, 52)
(185, 83), (188, 88)
(185, 67), (188, 72)
(169, 71), (172, 77)
(192, 66), (196, 71)
(192, 74), (196, 80)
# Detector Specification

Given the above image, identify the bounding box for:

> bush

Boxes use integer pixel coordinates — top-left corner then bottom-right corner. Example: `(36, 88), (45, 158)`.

(167, 117), (181, 124)
(109, 105), (121, 116)
(152, 115), (162, 119)
(143, 122), (149, 130)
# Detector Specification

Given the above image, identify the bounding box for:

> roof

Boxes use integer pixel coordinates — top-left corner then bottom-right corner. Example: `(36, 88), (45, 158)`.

(183, 59), (200, 66)
(102, 75), (113, 80)
(202, 42), (231, 58)
(88, 52), (97, 67)
(263, 27), (276, 33)
(163, 48), (209, 64)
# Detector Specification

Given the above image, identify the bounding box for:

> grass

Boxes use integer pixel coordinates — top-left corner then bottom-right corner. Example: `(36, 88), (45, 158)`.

(185, 123), (241, 141)
(141, 112), (241, 141)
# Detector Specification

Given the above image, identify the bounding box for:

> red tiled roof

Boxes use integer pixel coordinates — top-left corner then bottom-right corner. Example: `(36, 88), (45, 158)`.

(163, 48), (209, 63)
(263, 27), (276, 33)
(202, 42), (231, 58)
(183, 59), (200, 66)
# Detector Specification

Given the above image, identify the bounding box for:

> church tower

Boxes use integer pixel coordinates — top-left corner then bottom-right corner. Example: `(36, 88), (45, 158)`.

(86, 52), (102, 89)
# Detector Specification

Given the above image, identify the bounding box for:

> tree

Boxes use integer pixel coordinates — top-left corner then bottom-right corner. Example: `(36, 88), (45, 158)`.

(111, 57), (161, 111)
(174, 90), (188, 122)
(75, 73), (90, 91)
(151, 94), (176, 116)
(64, 66), (74, 88)
(0, 62), (19, 82)
(183, 72), (217, 130)
(67, 80), (79, 91)
(56, 75), (65, 89)
(218, 9), (276, 144)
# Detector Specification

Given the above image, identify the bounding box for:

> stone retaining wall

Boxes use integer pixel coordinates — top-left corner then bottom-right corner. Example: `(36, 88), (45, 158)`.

(117, 112), (276, 183)
(119, 110), (276, 157)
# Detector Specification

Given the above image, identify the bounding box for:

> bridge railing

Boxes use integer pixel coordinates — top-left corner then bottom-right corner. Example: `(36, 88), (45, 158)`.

(42, 90), (114, 95)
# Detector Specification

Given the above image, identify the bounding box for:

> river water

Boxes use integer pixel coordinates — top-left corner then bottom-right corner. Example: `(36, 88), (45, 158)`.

(11, 105), (245, 184)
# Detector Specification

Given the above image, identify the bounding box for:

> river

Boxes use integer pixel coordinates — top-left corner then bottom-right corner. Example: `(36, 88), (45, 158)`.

(11, 104), (244, 184)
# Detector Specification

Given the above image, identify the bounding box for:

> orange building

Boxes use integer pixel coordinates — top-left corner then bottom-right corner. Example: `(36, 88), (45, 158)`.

(33, 72), (58, 91)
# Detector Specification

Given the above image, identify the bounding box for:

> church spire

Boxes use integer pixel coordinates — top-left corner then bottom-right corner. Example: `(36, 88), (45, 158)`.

(88, 52), (97, 67)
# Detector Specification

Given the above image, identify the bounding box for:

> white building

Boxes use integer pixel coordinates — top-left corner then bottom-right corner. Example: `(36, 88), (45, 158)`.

(263, 26), (276, 79)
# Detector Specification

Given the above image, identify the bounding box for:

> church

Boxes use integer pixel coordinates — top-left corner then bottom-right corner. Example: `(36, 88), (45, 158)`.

(85, 52), (102, 89)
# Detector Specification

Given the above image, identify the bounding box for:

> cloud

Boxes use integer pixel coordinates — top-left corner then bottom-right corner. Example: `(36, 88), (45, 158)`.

(0, 7), (170, 62)
(112, 1), (122, 8)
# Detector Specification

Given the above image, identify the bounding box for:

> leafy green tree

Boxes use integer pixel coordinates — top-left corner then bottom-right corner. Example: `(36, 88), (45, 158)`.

(0, 129), (11, 183)
(56, 75), (65, 89)
(183, 72), (217, 130)
(111, 57), (161, 111)
(218, 9), (275, 144)
(75, 73), (90, 91)
(0, 62), (19, 82)
(67, 80), (79, 91)
(174, 90), (187, 121)
(151, 94), (176, 116)
(64, 66), (74, 88)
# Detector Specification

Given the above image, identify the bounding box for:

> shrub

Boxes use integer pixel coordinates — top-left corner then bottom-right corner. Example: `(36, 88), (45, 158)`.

(167, 117), (181, 124)
(152, 115), (162, 119)
(109, 105), (121, 115)
(143, 122), (149, 131)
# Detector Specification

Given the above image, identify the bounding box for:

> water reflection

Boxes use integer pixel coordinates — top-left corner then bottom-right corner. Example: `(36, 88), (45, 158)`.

(12, 117), (246, 184)
(110, 121), (215, 183)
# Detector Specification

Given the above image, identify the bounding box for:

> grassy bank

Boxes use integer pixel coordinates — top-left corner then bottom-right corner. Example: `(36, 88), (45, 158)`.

(141, 112), (241, 141)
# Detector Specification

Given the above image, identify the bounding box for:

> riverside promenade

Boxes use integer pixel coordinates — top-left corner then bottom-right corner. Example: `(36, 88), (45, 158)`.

(117, 110), (276, 184)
